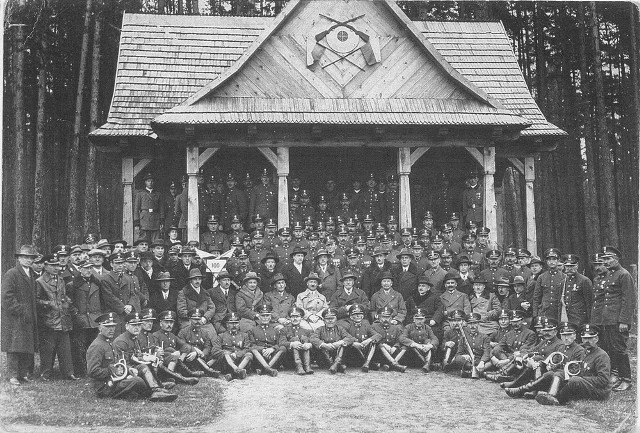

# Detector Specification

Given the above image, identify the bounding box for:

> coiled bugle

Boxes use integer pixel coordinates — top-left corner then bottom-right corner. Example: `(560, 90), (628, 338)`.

(542, 351), (567, 370)
(564, 360), (582, 378)
(458, 323), (479, 378)
(107, 353), (129, 387)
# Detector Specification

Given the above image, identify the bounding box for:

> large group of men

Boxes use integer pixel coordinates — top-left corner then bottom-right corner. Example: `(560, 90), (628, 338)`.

(0, 169), (635, 409)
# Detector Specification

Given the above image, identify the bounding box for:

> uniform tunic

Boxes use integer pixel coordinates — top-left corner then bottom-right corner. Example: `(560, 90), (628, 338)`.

(493, 326), (536, 357)
(533, 269), (566, 321)
(600, 265), (636, 325)
(101, 271), (141, 335)
(455, 328), (491, 363)
(371, 322), (403, 347)
(134, 188), (164, 231)
(400, 323), (439, 348)
(249, 323), (284, 351)
(218, 330), (251, 358)
(556, 346), (611, 403)
(564, 273), (593, 326)
(152, 329), (193, 362)
(279, 324), (313, 346)
(86, 333), (147, 398)
(249, 183), (277, 221)
(589, 272), (608, 325)
(178, 325), (220, 361)
(310, 325), (354, 348)
(342, 320), (381, 343)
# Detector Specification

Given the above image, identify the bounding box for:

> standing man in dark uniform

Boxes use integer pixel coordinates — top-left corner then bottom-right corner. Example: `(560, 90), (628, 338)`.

(533, 248), (565, 322)
(462, 170), (483, 226)
(250, 168), (277, 224)
(349, 179), (365, 217)
(362, 173), (383, 223)
(598, 246), (635, 392)
(101, 252), (141, 336)
(223, 173), (248, 232)
(134, 173), (164, 242)
(2, 245), (39, 385)
(562, 254), (593, 328)
(385, 175), (399, 224)
(163, 180), (180, 237)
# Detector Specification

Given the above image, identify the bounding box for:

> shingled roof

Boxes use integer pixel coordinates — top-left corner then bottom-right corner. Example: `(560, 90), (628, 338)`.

(91, 12), (566, 141)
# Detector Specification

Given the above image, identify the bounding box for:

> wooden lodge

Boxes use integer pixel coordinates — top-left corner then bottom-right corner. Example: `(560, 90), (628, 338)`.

(90, 0), (567, 253)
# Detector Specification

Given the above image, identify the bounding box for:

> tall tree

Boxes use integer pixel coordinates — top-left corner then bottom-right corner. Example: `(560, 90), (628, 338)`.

(32, 17), (48, 249)
(67, 0), (93, 243)
(10, 0), (28, 251)
(84, 0), (103, 236)
(588, 1), (619, 246)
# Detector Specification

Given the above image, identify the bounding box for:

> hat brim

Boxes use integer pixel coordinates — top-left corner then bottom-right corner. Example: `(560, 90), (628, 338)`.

(188, 274), (204, 279)
(290, 251), (307, 257)
(304, 277), (321, 282)
(243, 277), (262, 283)
(155, 277), (175, 281)
(15, 252), (38, 257)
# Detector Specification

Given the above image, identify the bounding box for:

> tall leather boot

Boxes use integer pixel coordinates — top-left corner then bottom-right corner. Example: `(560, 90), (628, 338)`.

(197, 358), (232, 381)
(177, 360), (205, 377)
(535, 376), (562, 405)
(327, 350), (339, 374)
(361, 345), (376, 373)
(334, 347), (346, 373)
(500, 368), (531, 389)
(293, 349), (305, 375)
(138, 364), (178, 402)
(159, 364), (199, 385)
(505, 374), (549, 398)
(302, 350), (314, 374)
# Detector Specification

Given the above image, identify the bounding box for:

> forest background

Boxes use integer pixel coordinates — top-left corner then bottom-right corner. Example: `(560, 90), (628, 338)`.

(2, 0), (639, 274)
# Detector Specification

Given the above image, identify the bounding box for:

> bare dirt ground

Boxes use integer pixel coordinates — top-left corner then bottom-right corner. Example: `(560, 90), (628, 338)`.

(0, 369), (623, 433)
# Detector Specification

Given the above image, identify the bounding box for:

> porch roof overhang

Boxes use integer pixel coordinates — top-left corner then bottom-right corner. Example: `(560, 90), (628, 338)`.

(90, 12), (567, 148)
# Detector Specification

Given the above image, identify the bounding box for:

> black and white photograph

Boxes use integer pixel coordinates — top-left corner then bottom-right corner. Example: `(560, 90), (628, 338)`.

(1, 0), (638, 431)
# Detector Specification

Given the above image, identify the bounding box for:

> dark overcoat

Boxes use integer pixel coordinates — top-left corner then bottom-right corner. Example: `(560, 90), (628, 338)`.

(1, 265), (39, 353)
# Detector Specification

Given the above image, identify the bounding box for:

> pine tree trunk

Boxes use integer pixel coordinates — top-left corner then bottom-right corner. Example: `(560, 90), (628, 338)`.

(535, 3), (547, 109)
(84, 1), (102, 236)
(588, 1), (619, 246)
(12, 4), (27, 251)
(32, 32), (48, 250)
(577, 2), (601, 255)
(67, 0), (93, 244)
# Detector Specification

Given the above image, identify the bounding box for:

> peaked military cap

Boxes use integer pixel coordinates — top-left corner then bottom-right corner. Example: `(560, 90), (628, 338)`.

(140, 308), (157, 321)
(96, 312), (118, 325)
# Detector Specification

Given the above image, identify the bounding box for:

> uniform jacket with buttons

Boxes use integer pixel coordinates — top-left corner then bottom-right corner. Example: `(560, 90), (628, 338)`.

(371, 322), (404, 347)
(589, 272), (608, 325)
(86, 333), (119, 395)
(455, 327), (491, 362)
(533, 269), (566, 321)
(400, 323), (439, 348)
(310, 325), (354, 348)
(493, 326), (536, 356)
(152, 329), (192, 355)
(178, 325), (220, 360)
(279, 324), (314, 346)
(217, 330), (251, 357)
(600, 265), (636, 325)
(134, 188), (164, 230)
(342, 320), (381, 343)
(249, 323), (283, 351)
(564, 273), (593, 326)
(578, 346), (611, 391)
(405, 290), (444, 325)
(522, 336), (564, 360)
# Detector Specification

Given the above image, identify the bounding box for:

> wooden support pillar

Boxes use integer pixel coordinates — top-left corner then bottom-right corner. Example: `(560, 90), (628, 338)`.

(277, 147), (290, 227)
(397, 147), (412, 228)
(122, 157), (134, 244)
(186, 144), (199, 241)
(524, 156), (537, 255)
(483, 146), (497, 244)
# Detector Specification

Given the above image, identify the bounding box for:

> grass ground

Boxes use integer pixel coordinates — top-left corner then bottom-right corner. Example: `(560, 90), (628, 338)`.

(0, 352), (224, 428)
(0, 337), (636, 431)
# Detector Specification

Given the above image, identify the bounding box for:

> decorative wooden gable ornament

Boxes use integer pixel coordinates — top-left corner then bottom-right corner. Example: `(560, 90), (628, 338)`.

(307, 13), (381, 87)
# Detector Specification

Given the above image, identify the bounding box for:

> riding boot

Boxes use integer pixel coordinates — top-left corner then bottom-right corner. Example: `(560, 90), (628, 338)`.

(505, 374), (549, 398)
(159, 364), (199, 385)
(138, 365), (178, 402)
(500, 368), (531, 389)
(177, 360), (205, 377)
(301, 350), (314, 374)
(197, 358), (232, 381)
(268, 349), (285, 370)
(535, 376), (562, 405)
(293, 349), (306, 375)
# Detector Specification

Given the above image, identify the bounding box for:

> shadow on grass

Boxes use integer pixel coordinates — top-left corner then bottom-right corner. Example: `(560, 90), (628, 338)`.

(0, 377), (224, 427)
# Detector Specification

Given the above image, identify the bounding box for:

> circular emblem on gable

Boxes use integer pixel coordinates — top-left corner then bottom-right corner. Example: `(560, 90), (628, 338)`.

(326, 26), (360, 54)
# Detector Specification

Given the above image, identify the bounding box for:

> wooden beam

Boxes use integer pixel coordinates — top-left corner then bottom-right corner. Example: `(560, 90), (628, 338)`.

(198, 147), (219, 169)
(277, 147), (290, 228)
(122, 157), (134, 245)
(258, 147), (278, 169)
(397, 147), (412, 229)
(410, 147), (431, 167)
(508, 157), (525, 175)
(524, 156), (537, 255)
(133, 158), (152, 178)
(186, 145), (199, 241)
(483, 146), (498, 244)
(465, 146), (484, 166)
